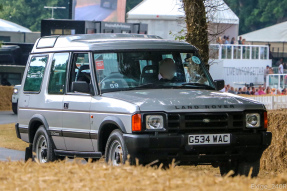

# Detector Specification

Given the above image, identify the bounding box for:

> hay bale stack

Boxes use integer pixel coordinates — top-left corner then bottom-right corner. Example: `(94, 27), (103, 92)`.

(0, 86), (13, 111)
(261, 109), (287, 171)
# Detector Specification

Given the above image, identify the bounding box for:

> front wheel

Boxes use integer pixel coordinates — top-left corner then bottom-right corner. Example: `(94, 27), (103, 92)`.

(105, 130), (128, 166)
(237, 159), (260, 177)
(12, 102), (18, 114)
(32, 126), (56, 163)
(219, 159), (260, 177)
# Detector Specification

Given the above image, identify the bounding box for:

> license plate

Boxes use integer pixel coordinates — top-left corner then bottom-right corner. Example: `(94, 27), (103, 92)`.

(188, 134), (230, 145)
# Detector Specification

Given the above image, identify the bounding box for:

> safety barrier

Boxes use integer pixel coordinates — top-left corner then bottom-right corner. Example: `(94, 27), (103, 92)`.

(242, 95), (287, 110)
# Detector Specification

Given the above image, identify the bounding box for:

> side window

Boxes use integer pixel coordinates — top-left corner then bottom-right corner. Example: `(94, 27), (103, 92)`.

(68, 53), (91, 92)
(48, 53), (69, 94)
(23, 56), (48, 92)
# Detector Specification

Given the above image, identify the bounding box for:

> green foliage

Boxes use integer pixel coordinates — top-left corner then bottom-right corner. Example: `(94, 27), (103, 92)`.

(225, 0), (287, 34)
(0, 0), (69, 31)
(0, 0), (141, 32)
(126, 0), (142, 12)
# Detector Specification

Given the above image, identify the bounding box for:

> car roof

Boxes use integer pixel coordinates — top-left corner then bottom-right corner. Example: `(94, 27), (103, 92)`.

(31, 33), (198, 53)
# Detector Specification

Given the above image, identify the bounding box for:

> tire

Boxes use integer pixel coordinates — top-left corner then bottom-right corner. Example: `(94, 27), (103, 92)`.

(219, 159), (260, 177)
(32, 126), (56, 163)
(219, 162), (238, 177)
(12, 102), (18, 114)
(237, 159), (260, 177)
(105, 129), (128, 166)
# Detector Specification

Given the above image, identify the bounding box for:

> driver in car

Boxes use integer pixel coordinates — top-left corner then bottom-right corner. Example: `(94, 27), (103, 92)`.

(158, 58), (176, 82)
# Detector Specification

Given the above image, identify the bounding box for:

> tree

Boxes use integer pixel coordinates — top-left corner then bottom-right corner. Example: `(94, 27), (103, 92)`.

(126, 0), (142, 12)
(225, 0), (287, 34)
(0, 0), (69, 31)
(182, 0), (209, 67)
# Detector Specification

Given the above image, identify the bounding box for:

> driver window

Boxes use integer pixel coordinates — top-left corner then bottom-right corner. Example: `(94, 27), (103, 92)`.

(68, 53), (91, 92)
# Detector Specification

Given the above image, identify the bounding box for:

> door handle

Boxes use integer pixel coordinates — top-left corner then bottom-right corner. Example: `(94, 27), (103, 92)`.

(64, 103), (69, 109)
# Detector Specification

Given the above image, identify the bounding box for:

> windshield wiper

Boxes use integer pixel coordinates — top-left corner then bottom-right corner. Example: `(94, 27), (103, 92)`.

(180, 83), (215, 90)
(127, 83), (166, 90)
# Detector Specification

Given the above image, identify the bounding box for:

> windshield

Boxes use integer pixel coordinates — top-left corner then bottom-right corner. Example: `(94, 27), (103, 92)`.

(93, 51), (215, 93)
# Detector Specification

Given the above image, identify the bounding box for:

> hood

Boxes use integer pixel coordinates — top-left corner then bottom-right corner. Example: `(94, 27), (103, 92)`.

(102, 89), (265, 112)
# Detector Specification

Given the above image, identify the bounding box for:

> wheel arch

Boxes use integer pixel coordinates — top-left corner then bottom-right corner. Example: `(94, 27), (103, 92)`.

(98, 116), (126, 154)
(28, 114), (49, 143)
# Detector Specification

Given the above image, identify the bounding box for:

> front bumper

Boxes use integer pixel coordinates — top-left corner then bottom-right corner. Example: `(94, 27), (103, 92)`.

(123, 131), (272, 165)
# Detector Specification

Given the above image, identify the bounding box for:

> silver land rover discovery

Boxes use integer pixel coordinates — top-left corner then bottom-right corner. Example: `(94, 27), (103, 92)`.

(15, 34), (271, 177)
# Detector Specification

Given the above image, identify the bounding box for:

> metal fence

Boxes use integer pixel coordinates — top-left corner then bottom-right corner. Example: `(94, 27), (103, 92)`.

(209, 44), (269, 60)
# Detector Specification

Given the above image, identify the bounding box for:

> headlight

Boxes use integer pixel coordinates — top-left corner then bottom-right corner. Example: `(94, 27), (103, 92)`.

(146, 115), (164, 130)
(13, 88), (18, 94)
(246, 113), (260, 128)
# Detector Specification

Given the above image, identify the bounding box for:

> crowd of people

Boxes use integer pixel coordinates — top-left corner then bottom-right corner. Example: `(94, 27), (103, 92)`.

(221, 84), (287, 95)
(216, 36), (246, 45)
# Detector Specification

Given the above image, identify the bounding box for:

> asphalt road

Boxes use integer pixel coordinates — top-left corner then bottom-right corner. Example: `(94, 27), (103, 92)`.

(75, 3), (114, 21)
(0, 111), (17, 124)
(0, 111), (22, 161)
(0, 147), (25, 161)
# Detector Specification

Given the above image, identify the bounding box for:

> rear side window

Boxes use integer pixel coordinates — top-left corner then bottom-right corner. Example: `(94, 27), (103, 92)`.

(48, 53), (69, 94)
(23, 56), (48, 92)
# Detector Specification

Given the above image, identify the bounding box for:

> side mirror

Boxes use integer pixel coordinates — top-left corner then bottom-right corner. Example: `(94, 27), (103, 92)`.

(71, 81), (90, 94)
(214, 79), (225, 91)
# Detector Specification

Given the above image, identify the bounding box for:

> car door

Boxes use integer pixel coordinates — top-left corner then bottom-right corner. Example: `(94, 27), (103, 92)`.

(44, 53), (70, 150)
(62, 52), (94, 151)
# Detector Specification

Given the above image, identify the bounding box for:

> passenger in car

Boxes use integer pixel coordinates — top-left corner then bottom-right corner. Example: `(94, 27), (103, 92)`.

(158, 58), (176, 82)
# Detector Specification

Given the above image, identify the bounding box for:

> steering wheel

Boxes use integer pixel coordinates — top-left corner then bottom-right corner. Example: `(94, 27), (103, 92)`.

(100, 73), (129, 89)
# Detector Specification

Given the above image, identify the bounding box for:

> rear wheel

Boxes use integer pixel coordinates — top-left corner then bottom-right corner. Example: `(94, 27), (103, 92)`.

(32, 126), (56, 163)
(105, 130), (128, 166)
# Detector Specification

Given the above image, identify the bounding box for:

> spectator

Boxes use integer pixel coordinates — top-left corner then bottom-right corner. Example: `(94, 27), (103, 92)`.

(228, 87), (236, 94)
(238, 36), (242, 44)
(231, 37), (235, 44)
(235, 88), (238, 94)
(225, 84), (230, 92)
(258, 86), (266, 95)
(276, 89), (281, 95)
(255, 89), (259, 95)
(266, 86), (272, 94)
(269, 67), (274, 74)
(237, 87), (242, 94)
(282, 88), (287, 95)
(279, 62), (284, 74)
(242, 87), (250, 94)
(264, 65), (270, 84)
(216, 37), (223, 44)
(242, 39), (246, 45)
(276, 58), (284, 67)
(225, 36), (230, 44)
(250, 87), (256, 95)
(271, 88), (276, 95)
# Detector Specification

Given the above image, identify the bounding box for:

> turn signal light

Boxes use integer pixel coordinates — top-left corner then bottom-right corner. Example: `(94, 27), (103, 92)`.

(264, 111), (268, 129)
(132, 114), (142, 131)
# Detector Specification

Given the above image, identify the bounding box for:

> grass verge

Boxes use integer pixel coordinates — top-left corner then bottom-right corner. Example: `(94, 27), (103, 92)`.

(0, 123), (28, 151)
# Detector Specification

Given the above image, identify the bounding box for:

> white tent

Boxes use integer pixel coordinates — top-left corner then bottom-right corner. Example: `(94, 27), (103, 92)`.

(127, 0), (239, 40)
(0, 18), (31, 32)
(241, 21), (287, 42)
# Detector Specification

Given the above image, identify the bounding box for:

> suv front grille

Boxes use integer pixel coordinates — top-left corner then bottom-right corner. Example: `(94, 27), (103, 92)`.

(167, 112), (244, 131)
